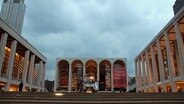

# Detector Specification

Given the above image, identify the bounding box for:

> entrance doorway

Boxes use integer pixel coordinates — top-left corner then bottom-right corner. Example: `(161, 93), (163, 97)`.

(99, 72), (106, 91)
(71, 60), (83, 92)
(85, 60), (97, 93)
(99, 60), (111, 91)
(57, 60), (69, 91)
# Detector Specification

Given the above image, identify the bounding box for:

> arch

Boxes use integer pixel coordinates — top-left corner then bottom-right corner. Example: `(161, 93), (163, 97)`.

(71, 60), (83, 91)
(113, 60), (126, 67)
(99, 60), (111, 91)
(85, 60), (97, 81)
(57, 60), (69, 91)
(113, 60), (127, 90)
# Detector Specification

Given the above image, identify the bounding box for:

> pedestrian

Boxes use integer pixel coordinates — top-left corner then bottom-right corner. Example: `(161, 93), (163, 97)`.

(83, 75), (88, 84)
(158, 87), (161, 92)
(28, 88), (30, 92)
(0, 86), (4, 92)
(79, 80), (83, 92)
(161, 88), (164, 93)
(19, 81), (23, 92)
(78, 80), (83, 92)
(178, 88), (182, 92)
(94, 80), (99, 93)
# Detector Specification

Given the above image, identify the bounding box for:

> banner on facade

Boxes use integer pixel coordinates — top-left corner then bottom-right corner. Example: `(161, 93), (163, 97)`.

(113, 64), (127, 88)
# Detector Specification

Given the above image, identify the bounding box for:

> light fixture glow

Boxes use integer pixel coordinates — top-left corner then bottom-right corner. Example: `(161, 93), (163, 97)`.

(55, 93), (64, 96)
(89, 76), (94, 80)
(86, 90), (93, 94)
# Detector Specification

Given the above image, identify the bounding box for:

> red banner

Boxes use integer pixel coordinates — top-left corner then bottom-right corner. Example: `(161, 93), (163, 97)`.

(113, 65), (127, 88)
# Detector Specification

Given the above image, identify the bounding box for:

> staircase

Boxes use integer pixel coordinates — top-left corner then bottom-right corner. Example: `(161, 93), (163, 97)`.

(0, 92), (184, 104)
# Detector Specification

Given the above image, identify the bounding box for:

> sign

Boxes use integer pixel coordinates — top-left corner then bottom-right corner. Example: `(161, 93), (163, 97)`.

(113, 64), (127, 88)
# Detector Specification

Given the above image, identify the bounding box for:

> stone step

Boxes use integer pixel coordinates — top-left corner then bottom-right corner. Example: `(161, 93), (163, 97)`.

(0, 92), (183, 104)
(0, 92), (183, 96)
(0, 97), (184, 101)
(0, 99), (184, 104)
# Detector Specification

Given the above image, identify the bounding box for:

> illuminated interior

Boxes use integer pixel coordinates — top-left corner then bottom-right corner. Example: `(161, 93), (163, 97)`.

(71, 60), (83, 91)
(99, 60), (111, 91)
(166, 84), (172, 92)
(85, 60), (97, 81)
(57, 60), (69, 91)
(176, 81), (184, 92)
(1, 47), (24, 81)
(9, 85), (18, 92)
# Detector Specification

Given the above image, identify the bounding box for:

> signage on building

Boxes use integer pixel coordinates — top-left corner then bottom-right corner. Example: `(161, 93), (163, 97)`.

(113, 64), (127, 88)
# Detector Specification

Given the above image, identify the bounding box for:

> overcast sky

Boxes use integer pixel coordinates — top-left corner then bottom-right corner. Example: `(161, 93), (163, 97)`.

(0, 0), (176, 80)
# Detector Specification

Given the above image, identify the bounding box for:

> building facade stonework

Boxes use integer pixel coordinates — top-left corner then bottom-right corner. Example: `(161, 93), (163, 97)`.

(0, 0), (47, 92)
(0, 0), (25, 35)
(55, 58), (127, 92)
(135, 5), (184, 92)
(0, 18), (46, 92)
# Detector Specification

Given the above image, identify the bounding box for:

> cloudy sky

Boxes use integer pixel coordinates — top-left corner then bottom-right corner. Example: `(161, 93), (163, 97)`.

(0, 0), (176, 80)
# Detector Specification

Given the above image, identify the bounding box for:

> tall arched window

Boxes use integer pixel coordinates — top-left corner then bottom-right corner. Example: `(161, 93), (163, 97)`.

(113, 60), (127, 90)
(99, 60), (111, 91)
(85, 60), (97, 81)
(71, 60), (83, 91)
(57, 60), (69, 91)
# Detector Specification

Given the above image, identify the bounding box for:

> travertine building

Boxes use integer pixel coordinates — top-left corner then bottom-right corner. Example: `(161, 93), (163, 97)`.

(0, 0), (25, 34)
(135, 1), (184, 92)
(55, 58), (127, 92)
(0, 0), (46, 92)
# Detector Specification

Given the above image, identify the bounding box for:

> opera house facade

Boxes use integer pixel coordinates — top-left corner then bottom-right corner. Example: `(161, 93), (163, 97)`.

(54, 58), (127, 92)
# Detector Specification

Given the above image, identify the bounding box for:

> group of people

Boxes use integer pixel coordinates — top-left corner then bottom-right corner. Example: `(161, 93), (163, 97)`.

(77, 75), (99, 93)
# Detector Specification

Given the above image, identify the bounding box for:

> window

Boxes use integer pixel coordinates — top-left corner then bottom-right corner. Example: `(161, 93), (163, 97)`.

(3, 0), (7, 3)
(14, 0), (20, 3)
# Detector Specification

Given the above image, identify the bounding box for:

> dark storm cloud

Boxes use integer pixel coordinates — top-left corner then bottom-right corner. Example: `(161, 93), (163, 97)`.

(24, 0), (142, 34)
(1, 0), (175, 79)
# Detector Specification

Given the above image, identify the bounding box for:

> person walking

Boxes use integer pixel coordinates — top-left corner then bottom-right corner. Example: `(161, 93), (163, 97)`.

(0, 86), (4, 92)
(19, 81), (23, 92)
(94, 80), (99, 93)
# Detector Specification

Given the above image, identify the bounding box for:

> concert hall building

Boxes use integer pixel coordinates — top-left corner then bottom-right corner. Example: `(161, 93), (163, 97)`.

(0, 0), (46, 92)
(135, 0), (184, 92)
(54, 58), (127, 92)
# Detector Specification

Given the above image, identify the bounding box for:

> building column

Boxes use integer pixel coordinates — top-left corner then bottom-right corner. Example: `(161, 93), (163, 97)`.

(68, 62), (72, 92)
(174, 21), (184, 77)
(97, 62), (99, 82)
(150, 45), (158, 92)
(111, 61), (114, 91)
(138, 59), (142, 88)
(82, 61), (85, 90)
(141, 55), (146, 89)
(83, 61), (85, 76)
(135, 60), (139, 92)
(54, 64), (59, 92)
(156, 39), (166, 91)
(38, 61), (43, 92)
(22, 50), (30, 91)
(145, 51), (152, 87)
(42, 63), (46, 91)
(164, 32), (177, 92)
(4, 40), (17, 91)
(0, 33), (8, 74)
(28, 54), (35, 91)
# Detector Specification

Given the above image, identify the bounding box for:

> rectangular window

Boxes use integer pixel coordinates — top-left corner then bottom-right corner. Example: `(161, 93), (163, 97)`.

(14, 0), (20, 3)
(3, 0), (7, 3)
